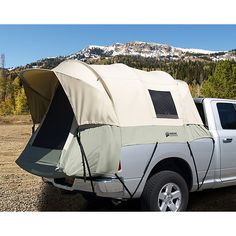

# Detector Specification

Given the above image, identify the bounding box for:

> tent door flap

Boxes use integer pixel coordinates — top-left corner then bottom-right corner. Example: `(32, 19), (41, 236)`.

(16, 83), (75, 178)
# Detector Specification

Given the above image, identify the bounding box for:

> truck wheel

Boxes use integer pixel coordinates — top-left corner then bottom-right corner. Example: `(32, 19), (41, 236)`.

(141, 170), (189, 211)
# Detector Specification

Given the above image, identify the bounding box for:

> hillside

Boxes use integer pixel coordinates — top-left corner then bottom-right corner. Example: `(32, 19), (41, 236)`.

(18, 42), (236, 70)
(0, 41), (236, 116)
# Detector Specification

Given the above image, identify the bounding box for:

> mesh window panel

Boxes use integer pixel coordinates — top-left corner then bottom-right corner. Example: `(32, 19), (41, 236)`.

(32, 84), (74, 150)
(148, 90), (178, 119)
(217, 103), (236, 129)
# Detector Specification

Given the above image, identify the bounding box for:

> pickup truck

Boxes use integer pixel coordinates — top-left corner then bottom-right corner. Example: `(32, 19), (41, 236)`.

(42, 97), (236, 212)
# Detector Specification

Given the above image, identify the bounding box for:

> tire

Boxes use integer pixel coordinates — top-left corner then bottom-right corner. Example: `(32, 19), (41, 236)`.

(141, 170), (189, 211)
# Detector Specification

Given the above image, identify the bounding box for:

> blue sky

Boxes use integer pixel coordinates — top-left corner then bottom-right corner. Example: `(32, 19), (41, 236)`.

(0, 25), (236, 68)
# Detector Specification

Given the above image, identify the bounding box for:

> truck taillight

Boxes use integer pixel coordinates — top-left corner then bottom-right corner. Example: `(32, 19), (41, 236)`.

(118, 161), (121, 171)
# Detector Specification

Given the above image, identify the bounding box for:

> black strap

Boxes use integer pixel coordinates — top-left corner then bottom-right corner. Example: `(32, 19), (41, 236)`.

(187, 141), (200, 190)
(187, 139), (215, 190)
(76, 134), (86, 182)
(76, 130), (95, 193)
(198, 137), (215, 190)
(115, 173), (132, 197)
(130, 142), (158, 198)
(115, 142), (158, 199)
(32, 124), (35, 134)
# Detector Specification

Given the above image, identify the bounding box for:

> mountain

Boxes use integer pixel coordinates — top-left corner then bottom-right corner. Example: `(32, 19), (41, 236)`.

(63, 41), (236, 62)
(19, 41), (236, 70)
(68, 42), (219, 60)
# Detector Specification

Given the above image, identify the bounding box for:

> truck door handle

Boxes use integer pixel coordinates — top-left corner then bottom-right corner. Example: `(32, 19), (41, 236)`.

(223, 138), (233, 143)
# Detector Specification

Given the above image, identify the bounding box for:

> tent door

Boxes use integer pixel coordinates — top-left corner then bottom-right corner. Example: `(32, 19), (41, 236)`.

(16, 84), (75, 178)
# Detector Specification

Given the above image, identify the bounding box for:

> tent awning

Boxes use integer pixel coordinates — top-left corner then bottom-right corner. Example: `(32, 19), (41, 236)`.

(20, 64), (119, 126)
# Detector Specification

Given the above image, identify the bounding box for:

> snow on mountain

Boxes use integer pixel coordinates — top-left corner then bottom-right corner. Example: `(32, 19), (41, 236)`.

(178, 47), (218, 54)
(64, 41), (234, 62)
(27, 42), (235, 69)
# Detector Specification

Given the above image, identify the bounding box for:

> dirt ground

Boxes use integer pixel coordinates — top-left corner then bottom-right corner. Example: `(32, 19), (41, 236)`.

(1, 115), (236, 211)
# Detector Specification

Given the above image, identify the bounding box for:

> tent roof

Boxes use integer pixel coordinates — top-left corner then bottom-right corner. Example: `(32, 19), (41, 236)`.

(20, 60), (203, 126)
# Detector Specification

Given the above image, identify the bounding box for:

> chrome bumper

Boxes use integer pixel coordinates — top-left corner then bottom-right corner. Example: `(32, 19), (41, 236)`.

(43, 177), (125, 199)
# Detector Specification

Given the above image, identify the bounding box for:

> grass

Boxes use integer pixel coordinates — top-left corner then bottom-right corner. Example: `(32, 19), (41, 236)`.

(0, 114), (32, 125)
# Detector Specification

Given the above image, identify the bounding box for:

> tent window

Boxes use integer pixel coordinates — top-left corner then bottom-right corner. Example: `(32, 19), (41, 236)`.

(32, 84), (74, 150)
(148, 90), (178, 119)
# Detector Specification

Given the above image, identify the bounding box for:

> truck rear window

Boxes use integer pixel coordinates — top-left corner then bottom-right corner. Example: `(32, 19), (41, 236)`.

(195, 102), (207, 127)
(217, 103), (236, 129)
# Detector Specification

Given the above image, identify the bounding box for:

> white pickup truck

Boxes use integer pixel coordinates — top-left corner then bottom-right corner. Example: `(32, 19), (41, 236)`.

(15, 62), (236, 212)
(41, 97), (236, 211)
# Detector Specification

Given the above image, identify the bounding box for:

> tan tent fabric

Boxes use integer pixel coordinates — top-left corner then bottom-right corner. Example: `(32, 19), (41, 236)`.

(176, 80), (203, 124)
(20, 60), (203, 127)
(20, 62), (119, 126)
(90, 64), (202, 126)
(20, 70), (58, 124)
(54, 72), (118, 126)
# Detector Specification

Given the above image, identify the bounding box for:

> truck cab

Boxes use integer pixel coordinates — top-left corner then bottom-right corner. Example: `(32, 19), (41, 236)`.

(195, 98), (236, 185)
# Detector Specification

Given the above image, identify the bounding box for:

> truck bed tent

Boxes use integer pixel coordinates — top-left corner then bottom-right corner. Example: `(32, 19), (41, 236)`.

(16, 60), (211, 178)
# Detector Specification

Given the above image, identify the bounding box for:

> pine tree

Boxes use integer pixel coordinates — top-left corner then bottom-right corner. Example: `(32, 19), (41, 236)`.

(201, 61), (236, 99)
